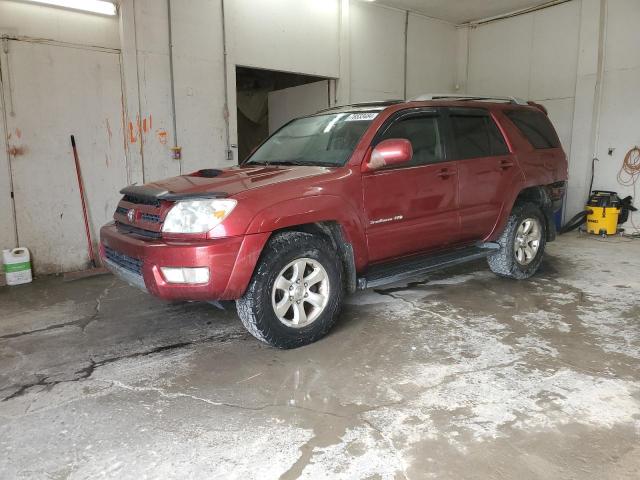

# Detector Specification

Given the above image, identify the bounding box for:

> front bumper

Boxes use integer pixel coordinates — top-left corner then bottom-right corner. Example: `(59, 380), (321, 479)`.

(99, 224), (268, 301)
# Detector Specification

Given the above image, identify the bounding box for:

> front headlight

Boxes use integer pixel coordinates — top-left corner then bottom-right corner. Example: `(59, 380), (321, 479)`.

(162, 199), (237, 233)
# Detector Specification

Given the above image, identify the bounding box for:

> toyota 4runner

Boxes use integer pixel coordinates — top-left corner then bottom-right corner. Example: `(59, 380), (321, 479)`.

(100, 94), (568, 348)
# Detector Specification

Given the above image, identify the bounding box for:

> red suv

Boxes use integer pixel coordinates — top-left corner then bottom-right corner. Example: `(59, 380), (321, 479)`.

(100, 95), (567, 348)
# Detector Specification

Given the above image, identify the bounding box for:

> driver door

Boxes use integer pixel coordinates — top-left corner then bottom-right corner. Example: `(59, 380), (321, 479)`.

(362, 110), (460, 263)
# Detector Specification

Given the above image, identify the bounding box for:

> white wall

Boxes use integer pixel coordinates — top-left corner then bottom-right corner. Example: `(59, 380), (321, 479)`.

(349, 1), (406, 102)
(0, 0), (119, 48)
(461, 0), (640, 229)
(0, 0), (121, 268)
(594, 0), (640, 218)
(349, 1), (458, 103)
(171, 0), (227, 173)
(226, 0), (341, 78)
(128, 0), (178, 181)
(406, 13), (458, 98)
(465, 1), (580, 154)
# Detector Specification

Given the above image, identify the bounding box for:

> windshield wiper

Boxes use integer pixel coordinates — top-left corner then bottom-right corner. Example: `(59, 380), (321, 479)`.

(243, 160), (338, 167)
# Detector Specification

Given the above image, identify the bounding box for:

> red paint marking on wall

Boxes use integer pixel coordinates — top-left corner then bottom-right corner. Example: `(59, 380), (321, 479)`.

(15, 128), (22, 139)
(156, 129), (168, 145)
(149, 115), (152, 130)
(126, 114), (154, 144)
(128, 121), (136, 143)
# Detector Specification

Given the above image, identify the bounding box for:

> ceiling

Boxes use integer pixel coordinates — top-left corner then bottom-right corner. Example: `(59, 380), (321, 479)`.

(374, 0), (555, 24)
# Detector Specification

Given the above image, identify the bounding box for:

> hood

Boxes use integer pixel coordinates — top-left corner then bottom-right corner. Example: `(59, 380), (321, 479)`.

(124, 165), (333, 201)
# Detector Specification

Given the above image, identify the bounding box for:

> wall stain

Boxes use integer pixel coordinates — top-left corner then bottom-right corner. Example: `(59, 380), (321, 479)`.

(15, 128), (22, 139)
(9, 145), (27, 157)
(105, 118), (113, 146)
(156, 129), (168, 145)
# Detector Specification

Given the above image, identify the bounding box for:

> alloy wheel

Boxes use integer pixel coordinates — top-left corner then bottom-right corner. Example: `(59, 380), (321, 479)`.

(271, 258), (330, 328)
(514, 217), (542, 265)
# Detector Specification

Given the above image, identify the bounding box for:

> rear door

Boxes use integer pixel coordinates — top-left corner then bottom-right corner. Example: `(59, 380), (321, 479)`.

(448, 108), (522, 243)
(362, 109), (459, 262)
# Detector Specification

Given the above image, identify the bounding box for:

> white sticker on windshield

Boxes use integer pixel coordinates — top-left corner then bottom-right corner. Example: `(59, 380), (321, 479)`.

(345, 112), (379, 122)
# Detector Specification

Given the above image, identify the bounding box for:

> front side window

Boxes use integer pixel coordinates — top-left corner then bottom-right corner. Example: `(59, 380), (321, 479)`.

(245, 112), (377, 167)
(378, 115), (443, 167)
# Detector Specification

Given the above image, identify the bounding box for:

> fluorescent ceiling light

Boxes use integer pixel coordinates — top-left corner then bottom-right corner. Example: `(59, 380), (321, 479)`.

(21, 0), (117, 16)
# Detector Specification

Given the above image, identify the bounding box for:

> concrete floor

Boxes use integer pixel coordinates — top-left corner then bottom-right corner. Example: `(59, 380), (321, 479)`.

(0, 234), (639, 479)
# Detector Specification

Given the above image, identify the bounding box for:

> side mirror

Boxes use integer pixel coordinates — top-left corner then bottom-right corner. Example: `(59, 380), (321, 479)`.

(365, 138), (413, 172)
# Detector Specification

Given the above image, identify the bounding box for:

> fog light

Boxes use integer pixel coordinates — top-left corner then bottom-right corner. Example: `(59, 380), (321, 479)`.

(161, 267), (210, 284)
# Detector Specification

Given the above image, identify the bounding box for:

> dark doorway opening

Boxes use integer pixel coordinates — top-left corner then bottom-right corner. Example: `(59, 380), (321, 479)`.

(235, 66), (330, 162)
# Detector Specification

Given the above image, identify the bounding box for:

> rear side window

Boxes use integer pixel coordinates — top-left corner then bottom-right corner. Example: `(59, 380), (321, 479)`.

(379, 114), (443, 167)
(450, 111), (509, 159)
(506, 109), (560, 149)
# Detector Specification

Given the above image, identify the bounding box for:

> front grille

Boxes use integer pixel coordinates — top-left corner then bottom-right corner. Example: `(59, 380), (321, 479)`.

(140, 212), (161, 223)
(115, 206), (161, 224)
(104, 246), (143, 275)
(116, 222), (162, 239)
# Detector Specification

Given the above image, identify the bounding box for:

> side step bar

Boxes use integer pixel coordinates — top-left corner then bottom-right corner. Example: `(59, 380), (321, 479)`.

(357, 243), (500, 290)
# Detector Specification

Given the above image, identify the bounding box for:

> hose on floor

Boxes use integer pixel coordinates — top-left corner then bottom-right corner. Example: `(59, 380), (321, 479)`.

(559, 210), (590, 235)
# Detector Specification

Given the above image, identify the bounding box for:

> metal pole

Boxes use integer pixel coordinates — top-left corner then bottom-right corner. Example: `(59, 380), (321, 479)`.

(167, 0), (180, 171)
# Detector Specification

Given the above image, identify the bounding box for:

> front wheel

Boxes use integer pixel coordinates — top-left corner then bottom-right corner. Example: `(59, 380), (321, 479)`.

(236, 231), (343, 349)
(488, 203), (547, 279)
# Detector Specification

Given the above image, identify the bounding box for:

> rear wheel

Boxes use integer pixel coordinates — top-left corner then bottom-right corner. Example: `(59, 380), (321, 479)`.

(488, 203), (546, 279)
(236, 231), (343, 348)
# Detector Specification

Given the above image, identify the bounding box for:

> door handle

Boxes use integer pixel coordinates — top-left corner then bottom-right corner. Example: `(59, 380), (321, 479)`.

(436, 168), (456, 178)
(499, 160), (514, 169)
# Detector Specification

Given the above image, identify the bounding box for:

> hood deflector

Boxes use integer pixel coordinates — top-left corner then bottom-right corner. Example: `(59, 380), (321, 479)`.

(120, 184), (229, 202)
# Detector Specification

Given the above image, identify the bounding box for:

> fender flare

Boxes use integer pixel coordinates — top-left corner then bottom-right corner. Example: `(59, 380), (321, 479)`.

(490, 185), (556, 242)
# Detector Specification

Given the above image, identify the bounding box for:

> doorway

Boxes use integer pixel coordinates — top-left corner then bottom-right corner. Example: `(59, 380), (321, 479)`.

(235, 67), (332, 162)
(0, 39), (127, 274)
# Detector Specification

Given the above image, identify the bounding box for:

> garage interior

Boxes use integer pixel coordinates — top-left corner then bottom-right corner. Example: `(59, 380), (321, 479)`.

(1, 0), (639, 478)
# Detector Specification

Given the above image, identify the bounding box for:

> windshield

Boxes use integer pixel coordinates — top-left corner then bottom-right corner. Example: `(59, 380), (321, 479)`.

(244, 112), (378, 167)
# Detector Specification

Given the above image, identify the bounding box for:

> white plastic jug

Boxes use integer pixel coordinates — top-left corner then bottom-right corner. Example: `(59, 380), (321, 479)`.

(2, 248), (33, 286)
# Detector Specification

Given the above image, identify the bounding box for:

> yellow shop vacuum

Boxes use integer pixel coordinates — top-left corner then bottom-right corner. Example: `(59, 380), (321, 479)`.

(585, 191), (621, 235)
(560, 190), (636, 236)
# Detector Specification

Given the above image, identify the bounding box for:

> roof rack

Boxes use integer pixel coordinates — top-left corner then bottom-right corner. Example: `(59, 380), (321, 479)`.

(410, 93), (528, 106)
(316, 100), (404, 114)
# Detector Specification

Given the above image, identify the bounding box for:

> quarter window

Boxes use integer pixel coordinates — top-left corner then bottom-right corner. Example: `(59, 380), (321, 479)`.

(506, 109), (560, 149)
(379, 115), (443, 167)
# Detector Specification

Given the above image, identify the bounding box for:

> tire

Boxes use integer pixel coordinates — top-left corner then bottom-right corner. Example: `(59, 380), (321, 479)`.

(236, 231), (344, 349)
(487, 202), (547, 279)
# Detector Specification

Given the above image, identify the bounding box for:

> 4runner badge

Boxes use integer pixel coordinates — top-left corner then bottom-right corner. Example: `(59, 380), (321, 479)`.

(370, 215), (403, 225)
(127, 209), (136, 223)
